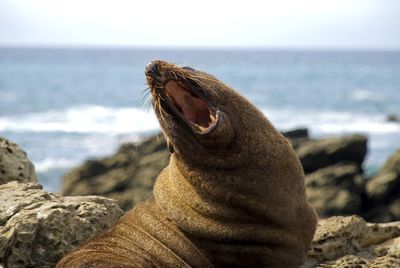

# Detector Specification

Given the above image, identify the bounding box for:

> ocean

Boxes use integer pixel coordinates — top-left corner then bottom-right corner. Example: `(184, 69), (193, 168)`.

(0, 48), (399, 192)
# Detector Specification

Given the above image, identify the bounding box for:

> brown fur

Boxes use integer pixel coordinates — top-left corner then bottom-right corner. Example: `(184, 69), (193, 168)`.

(57, 61), (318, 268)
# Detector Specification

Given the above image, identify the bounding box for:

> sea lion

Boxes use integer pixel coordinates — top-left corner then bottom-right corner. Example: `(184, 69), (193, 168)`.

(57, 60), (318, 267)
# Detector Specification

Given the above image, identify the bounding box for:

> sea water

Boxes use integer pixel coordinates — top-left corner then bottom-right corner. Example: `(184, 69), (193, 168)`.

(0, 48), (399, 192)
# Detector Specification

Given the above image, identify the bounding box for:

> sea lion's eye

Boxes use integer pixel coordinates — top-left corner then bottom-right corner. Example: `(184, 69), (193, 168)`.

(183, 66), (196, 72)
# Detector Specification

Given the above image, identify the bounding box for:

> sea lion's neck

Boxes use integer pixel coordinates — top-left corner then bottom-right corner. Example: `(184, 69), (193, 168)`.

(153, 144), (304, 243)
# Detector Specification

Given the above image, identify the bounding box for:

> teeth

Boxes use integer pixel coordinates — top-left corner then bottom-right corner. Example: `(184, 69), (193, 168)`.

(209, 110), (216, 122)
(198, 125), (208, 131)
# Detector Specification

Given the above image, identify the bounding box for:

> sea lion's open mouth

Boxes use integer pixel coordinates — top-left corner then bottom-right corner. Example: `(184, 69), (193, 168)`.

(164, 80), (217, 133)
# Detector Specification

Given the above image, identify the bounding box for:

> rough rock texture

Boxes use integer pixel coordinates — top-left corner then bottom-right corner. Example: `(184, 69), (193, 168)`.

(62, 134), (170, 210)
(296, 134), (368, 174)
(306, 163), (365, 217)
(364, 149), (400, 222)
(0, 181), (123, 268)
(0, 137), (37, 185)
(303, 215), (400, 267)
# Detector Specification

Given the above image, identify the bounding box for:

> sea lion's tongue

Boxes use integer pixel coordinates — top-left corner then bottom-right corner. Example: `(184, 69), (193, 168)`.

(165, 80), (213, 128)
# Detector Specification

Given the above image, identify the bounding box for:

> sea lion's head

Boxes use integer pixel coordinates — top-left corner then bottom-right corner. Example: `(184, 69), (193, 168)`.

(145, 60), (283, 169)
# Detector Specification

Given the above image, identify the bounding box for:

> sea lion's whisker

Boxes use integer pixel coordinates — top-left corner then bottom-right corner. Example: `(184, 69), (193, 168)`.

(141, 87), (150, 94)
(159, 105), (172, 127)
(139, 89), (153, 111)
(141, 89), (151, 100)
(141, 95), (152, 111)
(156, 99), (171, 127)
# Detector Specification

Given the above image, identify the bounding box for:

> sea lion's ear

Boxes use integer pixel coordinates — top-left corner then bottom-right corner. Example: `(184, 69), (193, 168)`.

(196, 110), (235, 148)
(167, 138), (174, 154)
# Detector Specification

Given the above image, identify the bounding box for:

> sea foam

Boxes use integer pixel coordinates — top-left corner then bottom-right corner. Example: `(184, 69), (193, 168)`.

(34, 158), (77, 173)
(262, 108), (400, 136)
(0, 105), (159, 134)
(1, 105), (399, 138)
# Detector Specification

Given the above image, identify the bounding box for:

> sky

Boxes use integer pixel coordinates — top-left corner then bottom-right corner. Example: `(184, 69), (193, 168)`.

(0, 0), (399, 49)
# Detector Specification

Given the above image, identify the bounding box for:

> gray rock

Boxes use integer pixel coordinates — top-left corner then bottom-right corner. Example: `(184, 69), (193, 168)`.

(0, 181), (123, 268)
(306, 163), (364, 191)
(282, 128), (310, 149)
(303, 215), (400, 267)
(366, 172), (398, 202)
(387, 113), (400, 122)
(377, 148), (400, 178)
(364, 149), (400, 222)
(62, 134), (170, 210)
(282, 128), (309, 139)
(297, 134), (368, 174)
(0, 137), (37, 185)
(306, 163), (364, 217)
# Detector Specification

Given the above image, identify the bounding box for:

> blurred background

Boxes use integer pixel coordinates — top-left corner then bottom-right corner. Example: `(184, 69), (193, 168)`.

(0, 0), (399, 192)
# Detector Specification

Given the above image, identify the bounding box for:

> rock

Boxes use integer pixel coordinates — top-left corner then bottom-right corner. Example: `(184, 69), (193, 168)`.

(297, 134), (368, 174)
(362, 205), (396, 224)
(377, 148), (400, 177)
(364, 149), (400, 222)
(366, 172), (398, 202)
(387, 114), (400, 122)
(303, 215), (400, 267)
(282, 128), (309, 139)
(306, 163), (364, 191)
(0, 137), (37, 185)
(306, 163), (364, 217)
(282, 128), (310, 149)
(62, 134), (169, 210)
(0, 181), (123, 268)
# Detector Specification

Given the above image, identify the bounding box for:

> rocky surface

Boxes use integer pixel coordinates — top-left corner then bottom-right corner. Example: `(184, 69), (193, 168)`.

(303, 215), (400, 267)
(62, 134), (169, 210)
(364, 149), (400, 223)
(0, 137), (37, 185)
(306, 163), (365, 217)
(296, 134), (368, 174)
(0, 181), (123, 268)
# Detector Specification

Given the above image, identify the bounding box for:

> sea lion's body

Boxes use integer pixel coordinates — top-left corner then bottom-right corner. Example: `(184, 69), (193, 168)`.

(57, 61), (318, 267)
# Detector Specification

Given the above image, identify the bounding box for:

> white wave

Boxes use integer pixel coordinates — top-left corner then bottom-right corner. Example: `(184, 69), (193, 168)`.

(0, 105), (160, 134)
(1, 104), (399, 138)
(350, 90), (386, 101)
(34, 158), (77, 172)
(262, 108), (400, 136)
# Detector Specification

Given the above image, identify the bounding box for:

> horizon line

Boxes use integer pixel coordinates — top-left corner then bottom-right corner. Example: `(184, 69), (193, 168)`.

(1, 44), (400, 52)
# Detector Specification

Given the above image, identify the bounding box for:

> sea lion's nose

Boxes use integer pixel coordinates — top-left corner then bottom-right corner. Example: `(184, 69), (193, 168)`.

(145, 60), (160, 76)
